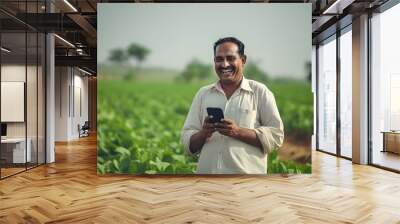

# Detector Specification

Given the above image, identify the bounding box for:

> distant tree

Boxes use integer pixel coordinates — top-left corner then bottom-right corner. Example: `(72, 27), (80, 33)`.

(180, 59), (213, 82)
(127, 43), (150, 68)
(108, 48), (128, 64)
(244, 61), (269, 83)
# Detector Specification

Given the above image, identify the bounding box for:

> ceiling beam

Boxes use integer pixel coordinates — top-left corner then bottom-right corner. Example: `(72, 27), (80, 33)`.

(67, 13), (97, 46)
(55, 55), (96, 72)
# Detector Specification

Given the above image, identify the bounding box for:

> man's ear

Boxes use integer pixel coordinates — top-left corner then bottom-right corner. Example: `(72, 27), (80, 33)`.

(241, 55), (247, 64)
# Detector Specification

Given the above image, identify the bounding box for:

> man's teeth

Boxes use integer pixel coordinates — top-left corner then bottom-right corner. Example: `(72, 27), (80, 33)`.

(222, 69), (233, 74)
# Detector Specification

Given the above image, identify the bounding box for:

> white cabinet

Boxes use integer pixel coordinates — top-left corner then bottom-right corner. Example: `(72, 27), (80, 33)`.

(1, 138), (32, 163)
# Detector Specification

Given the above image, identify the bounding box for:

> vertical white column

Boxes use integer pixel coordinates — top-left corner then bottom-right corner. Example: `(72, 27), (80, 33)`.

(46, 1), (55, 163)
(312, 45), (317, 150)
(352, 14), (369, 164)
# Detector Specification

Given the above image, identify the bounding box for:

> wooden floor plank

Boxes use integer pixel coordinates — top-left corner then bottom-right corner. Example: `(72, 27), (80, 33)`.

(0, 135), (400, 223)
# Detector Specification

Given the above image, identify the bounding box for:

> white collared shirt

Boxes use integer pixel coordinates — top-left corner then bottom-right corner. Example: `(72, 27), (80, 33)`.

(181, 77), (284, 174)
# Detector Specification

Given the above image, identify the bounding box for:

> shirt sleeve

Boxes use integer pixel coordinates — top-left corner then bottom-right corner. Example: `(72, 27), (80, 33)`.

(181, 89), (203, 156)
(254, 89), (284, 155)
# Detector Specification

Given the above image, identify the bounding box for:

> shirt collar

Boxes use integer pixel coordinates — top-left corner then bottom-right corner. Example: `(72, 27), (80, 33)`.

(212, 76), (253, 93)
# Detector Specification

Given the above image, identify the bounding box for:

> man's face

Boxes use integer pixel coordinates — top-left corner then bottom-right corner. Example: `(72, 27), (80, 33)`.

(214, 42), (246, 85)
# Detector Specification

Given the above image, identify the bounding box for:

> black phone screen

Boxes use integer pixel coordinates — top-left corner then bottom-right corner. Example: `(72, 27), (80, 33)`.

(206, 107), (224, 123)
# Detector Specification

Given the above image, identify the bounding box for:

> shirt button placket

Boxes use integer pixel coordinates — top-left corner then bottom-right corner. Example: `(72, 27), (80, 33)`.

(217, 99), (229, 172)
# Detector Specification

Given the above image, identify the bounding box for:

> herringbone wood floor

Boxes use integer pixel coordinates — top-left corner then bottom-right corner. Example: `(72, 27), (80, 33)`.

(1, 135), (400, 224)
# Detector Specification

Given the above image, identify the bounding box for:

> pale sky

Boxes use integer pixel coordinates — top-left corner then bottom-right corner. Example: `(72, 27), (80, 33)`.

(98, 3), (311, 79)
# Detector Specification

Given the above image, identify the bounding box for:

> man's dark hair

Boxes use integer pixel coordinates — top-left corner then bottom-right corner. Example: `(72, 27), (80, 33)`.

(213, 37), (245, 56)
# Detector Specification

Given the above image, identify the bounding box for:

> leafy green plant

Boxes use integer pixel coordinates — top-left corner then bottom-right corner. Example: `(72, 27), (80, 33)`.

(267, 150), (311, 174)
(97, 80), (313, 174)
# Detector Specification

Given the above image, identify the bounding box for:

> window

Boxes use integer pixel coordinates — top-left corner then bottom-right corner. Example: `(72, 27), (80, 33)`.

(371, 2), (400, 171)
(317, 35), (337, 154)
(0, 1), (46, 179)
(339, 27), (352, 158)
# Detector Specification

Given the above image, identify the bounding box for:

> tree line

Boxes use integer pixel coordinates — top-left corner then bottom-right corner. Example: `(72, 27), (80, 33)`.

(108, 43), (270, 83)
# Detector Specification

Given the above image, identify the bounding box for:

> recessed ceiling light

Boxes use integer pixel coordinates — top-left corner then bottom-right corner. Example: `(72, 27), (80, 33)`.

(54, 34), (75, 48)
(1, 47), (11, 53)
(322, 0), (353, 15)
(63, 0), (78, 12)
(78, 67), (93, 76)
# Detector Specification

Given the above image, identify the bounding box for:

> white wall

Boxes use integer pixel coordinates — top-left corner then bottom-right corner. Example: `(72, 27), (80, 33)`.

(55, 67), (89, 141)
(72, 72), (89, 138)
(55, 66), (70, 141)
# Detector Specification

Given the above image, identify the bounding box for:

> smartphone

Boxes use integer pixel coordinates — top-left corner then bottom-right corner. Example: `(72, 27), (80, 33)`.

(206, 107), (224, 123)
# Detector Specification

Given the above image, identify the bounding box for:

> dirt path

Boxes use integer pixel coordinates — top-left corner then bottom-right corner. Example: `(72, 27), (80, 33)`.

(277, 136), (311, 164)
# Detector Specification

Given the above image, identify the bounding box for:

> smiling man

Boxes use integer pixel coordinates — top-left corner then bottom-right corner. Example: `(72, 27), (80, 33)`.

(181, 37), (284, 174)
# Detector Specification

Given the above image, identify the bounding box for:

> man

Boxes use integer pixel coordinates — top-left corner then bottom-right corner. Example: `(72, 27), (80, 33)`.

(181, 37), (284, 174)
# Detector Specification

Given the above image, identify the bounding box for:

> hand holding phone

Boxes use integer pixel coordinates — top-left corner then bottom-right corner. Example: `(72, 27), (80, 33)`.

(206, 107), (224, 123)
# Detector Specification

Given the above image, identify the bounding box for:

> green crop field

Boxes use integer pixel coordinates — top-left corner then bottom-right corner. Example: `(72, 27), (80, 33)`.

(97, 80), (313, 174)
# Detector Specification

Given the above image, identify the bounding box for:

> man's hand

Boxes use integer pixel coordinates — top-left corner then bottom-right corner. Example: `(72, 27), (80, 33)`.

(214, 118), (241, 138)
(215, 119), (263, 150)
(200, 116), (217, 138)
(188, 116), (216, 154)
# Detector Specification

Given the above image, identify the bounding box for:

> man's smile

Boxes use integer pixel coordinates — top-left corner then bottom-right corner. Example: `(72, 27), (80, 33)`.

(219, 67), (235, 76)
